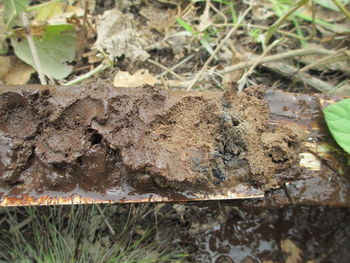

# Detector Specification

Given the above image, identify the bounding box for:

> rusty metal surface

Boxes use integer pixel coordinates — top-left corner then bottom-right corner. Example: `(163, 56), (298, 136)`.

(0, 86), (349, 207)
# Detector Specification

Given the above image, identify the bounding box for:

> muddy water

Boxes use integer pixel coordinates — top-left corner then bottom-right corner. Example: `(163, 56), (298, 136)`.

(0, 84), (304, 197)
(180, 202), (350, 263)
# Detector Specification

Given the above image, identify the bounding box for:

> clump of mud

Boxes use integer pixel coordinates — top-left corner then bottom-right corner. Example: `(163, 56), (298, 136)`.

(0, 84), (304, 194)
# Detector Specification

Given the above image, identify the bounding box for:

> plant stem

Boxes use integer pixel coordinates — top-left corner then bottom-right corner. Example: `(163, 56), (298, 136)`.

(63, 62), (109, 86)
(22, 13), (47, 85)
(163, 48), (336, 89)
(157, 54), (195, 78)
(147, 59), (185, 81)
(332, 0), (350, 20)
(219, 48), (334, 75)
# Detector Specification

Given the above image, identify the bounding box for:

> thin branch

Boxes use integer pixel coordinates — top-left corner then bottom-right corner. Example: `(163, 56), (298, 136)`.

(218, 48), (334, 75)
(186, 7), (252, 91)
(63, 62), (109, 86)
(237, 38), (285, 91)
(163, 48), (336, 89)
(157, 53), (195, 78)
(332, 0), (350, 20)
(263, 61), (335, 93)
(299, 49), (350, 73)
(147, 58), (186, 81)
(213, 23), (311, 41)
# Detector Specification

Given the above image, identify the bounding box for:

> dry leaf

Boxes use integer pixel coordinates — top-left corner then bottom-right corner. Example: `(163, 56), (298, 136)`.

(251, 1), (275, 21)
(83, 49), (103, 64)
(34, 2), (84, 24)
(198, 3), (212, 32)
(4, 59), (34, 85)
(94, 9), (150, 61)
(0, 56), (11, 80)
(281, 239), (302, 263)
(140, 5), (174, 34)
(113, 69), (157, 88)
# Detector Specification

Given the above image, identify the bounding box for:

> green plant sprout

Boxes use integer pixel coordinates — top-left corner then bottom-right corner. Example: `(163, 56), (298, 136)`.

(176, 17), (215, 56)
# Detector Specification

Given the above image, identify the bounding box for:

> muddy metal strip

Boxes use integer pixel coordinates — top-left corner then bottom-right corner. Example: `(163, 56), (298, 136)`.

(0, 84), (349, 207)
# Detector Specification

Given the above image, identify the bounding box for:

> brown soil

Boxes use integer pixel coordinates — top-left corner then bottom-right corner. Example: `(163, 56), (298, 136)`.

(0, 84), (304, 194)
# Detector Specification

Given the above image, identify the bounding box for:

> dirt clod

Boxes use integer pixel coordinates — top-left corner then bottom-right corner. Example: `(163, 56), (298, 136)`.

(0, 84), (304, 194)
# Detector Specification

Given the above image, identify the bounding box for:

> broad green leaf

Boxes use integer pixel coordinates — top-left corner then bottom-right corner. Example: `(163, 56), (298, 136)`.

(2, 0), (28, 27)
(11, 24), (76, 80)
(323, 98), (350, 154)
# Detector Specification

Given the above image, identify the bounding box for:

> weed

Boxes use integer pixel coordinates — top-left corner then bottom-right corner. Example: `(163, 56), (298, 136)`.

(0, 205), (188, 263)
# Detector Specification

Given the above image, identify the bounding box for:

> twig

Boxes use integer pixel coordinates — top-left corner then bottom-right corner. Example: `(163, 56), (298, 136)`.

(157, 53), (195, 78)
(186, 7), (252, 91)
(214, 23), (311, 41)
(332, 0), (350, 20)
(209, 1), (227, 25)
(22, 13), (47, 85)
(218, 48), (334, 75)
(163, 48), (335, 89)
(299, 49), (350, 73)
(147, 58), (186, 81)
(63, 62), (109, 86)
(237, 38), (285, 91)
(311, 0), (317, 40)
(263, 61), (335, 93)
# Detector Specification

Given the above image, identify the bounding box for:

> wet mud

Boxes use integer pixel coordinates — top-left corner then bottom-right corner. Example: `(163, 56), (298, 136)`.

(0, 84), (304, 195)
(177, 202), (350, 263)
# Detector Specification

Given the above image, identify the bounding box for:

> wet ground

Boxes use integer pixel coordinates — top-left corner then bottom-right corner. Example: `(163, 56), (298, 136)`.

(176, 202), (350, 263)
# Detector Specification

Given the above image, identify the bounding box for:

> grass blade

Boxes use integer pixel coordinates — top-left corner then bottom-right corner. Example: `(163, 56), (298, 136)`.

(265, 0), (310, 45)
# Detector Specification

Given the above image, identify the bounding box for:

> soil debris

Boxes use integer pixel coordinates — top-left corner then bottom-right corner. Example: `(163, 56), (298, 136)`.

(0, 84), (304, 194)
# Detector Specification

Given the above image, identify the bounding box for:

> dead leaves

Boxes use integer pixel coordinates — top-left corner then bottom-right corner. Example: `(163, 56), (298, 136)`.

(113, 69), (157, 88)
(94, 9), (150, 62)
(0, 56), (34, 85)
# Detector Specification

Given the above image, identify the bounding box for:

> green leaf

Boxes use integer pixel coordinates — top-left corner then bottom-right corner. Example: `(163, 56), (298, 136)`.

(199, 38), (214, 55)
(176, 17), (198, 36)
(323, 98), (350, 154)
(11, 24), (77, 80)
(2, 0), (28, 28)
